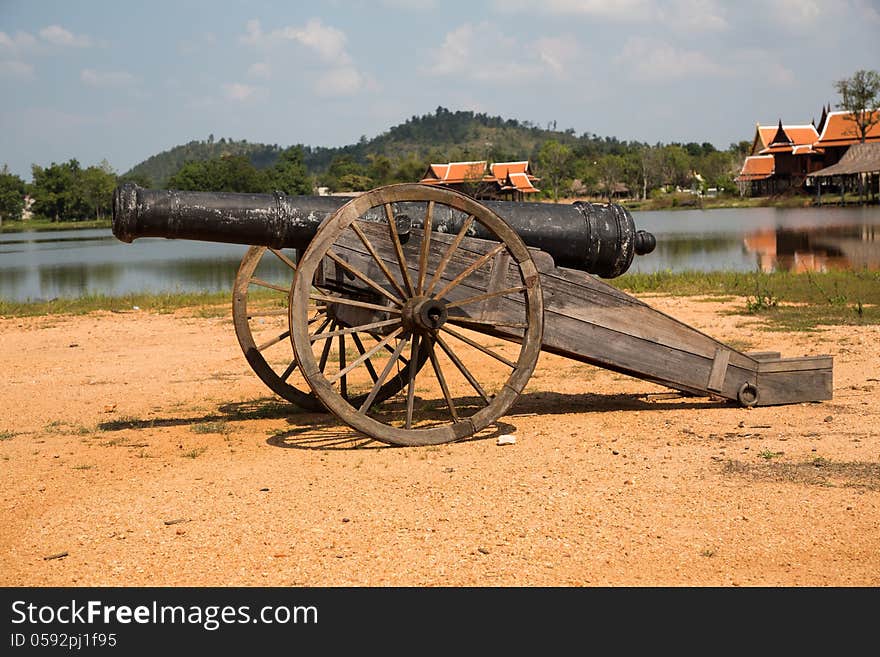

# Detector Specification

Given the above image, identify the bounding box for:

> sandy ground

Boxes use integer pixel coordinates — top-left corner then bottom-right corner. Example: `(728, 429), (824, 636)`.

(1, 294), (878, 587)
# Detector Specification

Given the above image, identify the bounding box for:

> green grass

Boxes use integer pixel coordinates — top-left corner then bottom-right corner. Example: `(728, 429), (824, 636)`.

(181, 446), (208, 459)
(613, 269), (880, 331)
(0, 218), (112, 233)
(0, 287), (288, 318)
(0, 431), (16, 441)
(190, 421), (232, 435)
(0, 290), (231, 317)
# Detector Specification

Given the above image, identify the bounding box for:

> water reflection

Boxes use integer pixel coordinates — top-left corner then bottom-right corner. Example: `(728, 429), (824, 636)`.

(743, 224), (880, 273)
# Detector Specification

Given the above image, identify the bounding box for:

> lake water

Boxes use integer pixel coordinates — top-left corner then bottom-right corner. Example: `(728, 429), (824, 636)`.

(2, 205), (879, 302)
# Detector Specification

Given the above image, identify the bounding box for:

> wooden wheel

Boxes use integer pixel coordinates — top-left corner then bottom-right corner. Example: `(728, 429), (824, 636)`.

(232, 246), (323, 410)
(289, 183), (544, 446)
(232, 245), (423, 411)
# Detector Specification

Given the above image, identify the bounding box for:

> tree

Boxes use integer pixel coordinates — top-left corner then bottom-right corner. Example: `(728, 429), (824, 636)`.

(538, 139), (573, 201)
(834, 69), (880, 143)
(30, 159), (90, 221)
(0, 165), (27, 226)
(167, 155), (270, 193)
(595, 154), (625, 202)
(268, 146), (312, 195)
(80, 161), (117, 221)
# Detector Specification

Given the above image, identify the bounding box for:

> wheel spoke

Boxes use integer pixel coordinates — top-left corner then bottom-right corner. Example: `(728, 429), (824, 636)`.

(279, 358), (298, 382)
(318, 321), (336, 371)
(350, 332), (379, 383)
(269, 248), (298, 271)
(329, 326), (404, 385)
(247, 308), (289, 318)
(434, 334), (490, 403)
(440, 325), (517, 368)
(325, 249), (404, 306)
(405, 333), (420, 429)
(350, 222), (409, 300)
(425, 213), (475, 296)
(417, 201), (434, 295)
(426, 336), (459, 422)
(309, 294), (402, 315)
(384, 202), (416, 297)
(310, 318), (400, 343)
(250, 277), (289, 294)
(433, 242), (506, 300)
(256, 329), (290, 352)
(358, 332), (411, 414)
(446, 286), (527, 309)
(338, 333), (347, 399)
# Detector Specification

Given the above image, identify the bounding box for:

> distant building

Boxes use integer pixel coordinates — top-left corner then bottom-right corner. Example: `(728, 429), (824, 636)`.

(735, 107), (880, 197)
(419, 160), (540, 201)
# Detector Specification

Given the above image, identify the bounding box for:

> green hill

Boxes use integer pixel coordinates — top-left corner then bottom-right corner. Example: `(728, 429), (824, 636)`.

(124, 107), (642, 187)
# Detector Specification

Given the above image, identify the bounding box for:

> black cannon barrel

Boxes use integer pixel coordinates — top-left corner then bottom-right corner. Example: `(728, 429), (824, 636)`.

(112, 184), (654, 278)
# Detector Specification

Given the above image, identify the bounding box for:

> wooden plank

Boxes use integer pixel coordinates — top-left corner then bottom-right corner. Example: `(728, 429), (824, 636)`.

(707, 348), (731, 392)
(746, 351), (781, 361)
(757, 356), (834, 373)
(755, 369), (833, 405)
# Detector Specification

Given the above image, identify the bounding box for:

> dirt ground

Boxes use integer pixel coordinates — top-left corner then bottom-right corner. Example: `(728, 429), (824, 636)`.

(1, 294), (878, 587)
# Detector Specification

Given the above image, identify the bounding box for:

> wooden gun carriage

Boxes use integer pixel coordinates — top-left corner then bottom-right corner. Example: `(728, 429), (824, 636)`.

(112, 183), (833, 446)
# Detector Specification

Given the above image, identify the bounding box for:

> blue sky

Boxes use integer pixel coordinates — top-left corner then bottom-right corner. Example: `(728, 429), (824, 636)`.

(1, 0), (878, 181)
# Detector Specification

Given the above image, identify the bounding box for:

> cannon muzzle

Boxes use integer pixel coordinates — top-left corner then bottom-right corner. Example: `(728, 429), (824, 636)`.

(112, 184), (654, 278)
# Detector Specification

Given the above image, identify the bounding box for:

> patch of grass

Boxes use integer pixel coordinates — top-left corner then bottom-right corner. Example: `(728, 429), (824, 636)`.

(0, 290), (232, 318)
(0, 218), (112, 233)
(181, 446), (208, 459)
(700, 548), (716, 558)
(0, 431), (16, 441)
(612, 269), (880, 331)
(190, 421), (232, 435)
(758, 450), (784, 460)
(723, 458), (880, 490)
(99, 415), (152, 431)
(72, 464), (93, 470)
(99, 436), (128, 447)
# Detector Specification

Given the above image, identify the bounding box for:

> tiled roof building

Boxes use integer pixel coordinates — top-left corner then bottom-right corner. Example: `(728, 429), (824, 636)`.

(419, 160), (540, 200)
(736, 108), (880, 197)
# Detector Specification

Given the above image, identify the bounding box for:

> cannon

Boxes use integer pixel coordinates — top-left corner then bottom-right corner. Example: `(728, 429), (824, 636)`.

(112, 183), (833, 445)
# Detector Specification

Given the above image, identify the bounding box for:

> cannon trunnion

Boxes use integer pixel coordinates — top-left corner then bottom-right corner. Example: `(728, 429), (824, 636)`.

(111, 183), (833, 445)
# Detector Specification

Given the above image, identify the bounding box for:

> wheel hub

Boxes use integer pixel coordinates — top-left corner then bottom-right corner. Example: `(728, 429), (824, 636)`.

(403, 296), (448, 332)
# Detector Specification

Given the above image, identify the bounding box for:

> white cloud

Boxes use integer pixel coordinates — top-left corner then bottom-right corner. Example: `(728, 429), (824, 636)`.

(283, 19), (349, 63)
(532, 35), (581, 76)
(426, 22), (581, 82)
(81, 68), (135, 87)
(239, 18), (372, 98)
(0, 30), (38, 52)
(618, 37), (726, 81)
(222, 82), (259, 101)
(767, 0), (824, 26)
(315, 66), (365, 97)
(381, 0), (436, 9)
(494, 0), (728, 29)
(0, 60), (34, 78)
(39, 25), (92, 48)
(853, 0), (880, 24)
(493, 0), (660, 22)
(248, 62), (271, 79)
(241, 18), (349, 63)
(668, 0), (728, 31)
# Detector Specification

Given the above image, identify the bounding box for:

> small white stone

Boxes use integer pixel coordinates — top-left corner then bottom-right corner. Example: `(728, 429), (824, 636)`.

(496, 434), (517, 446)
